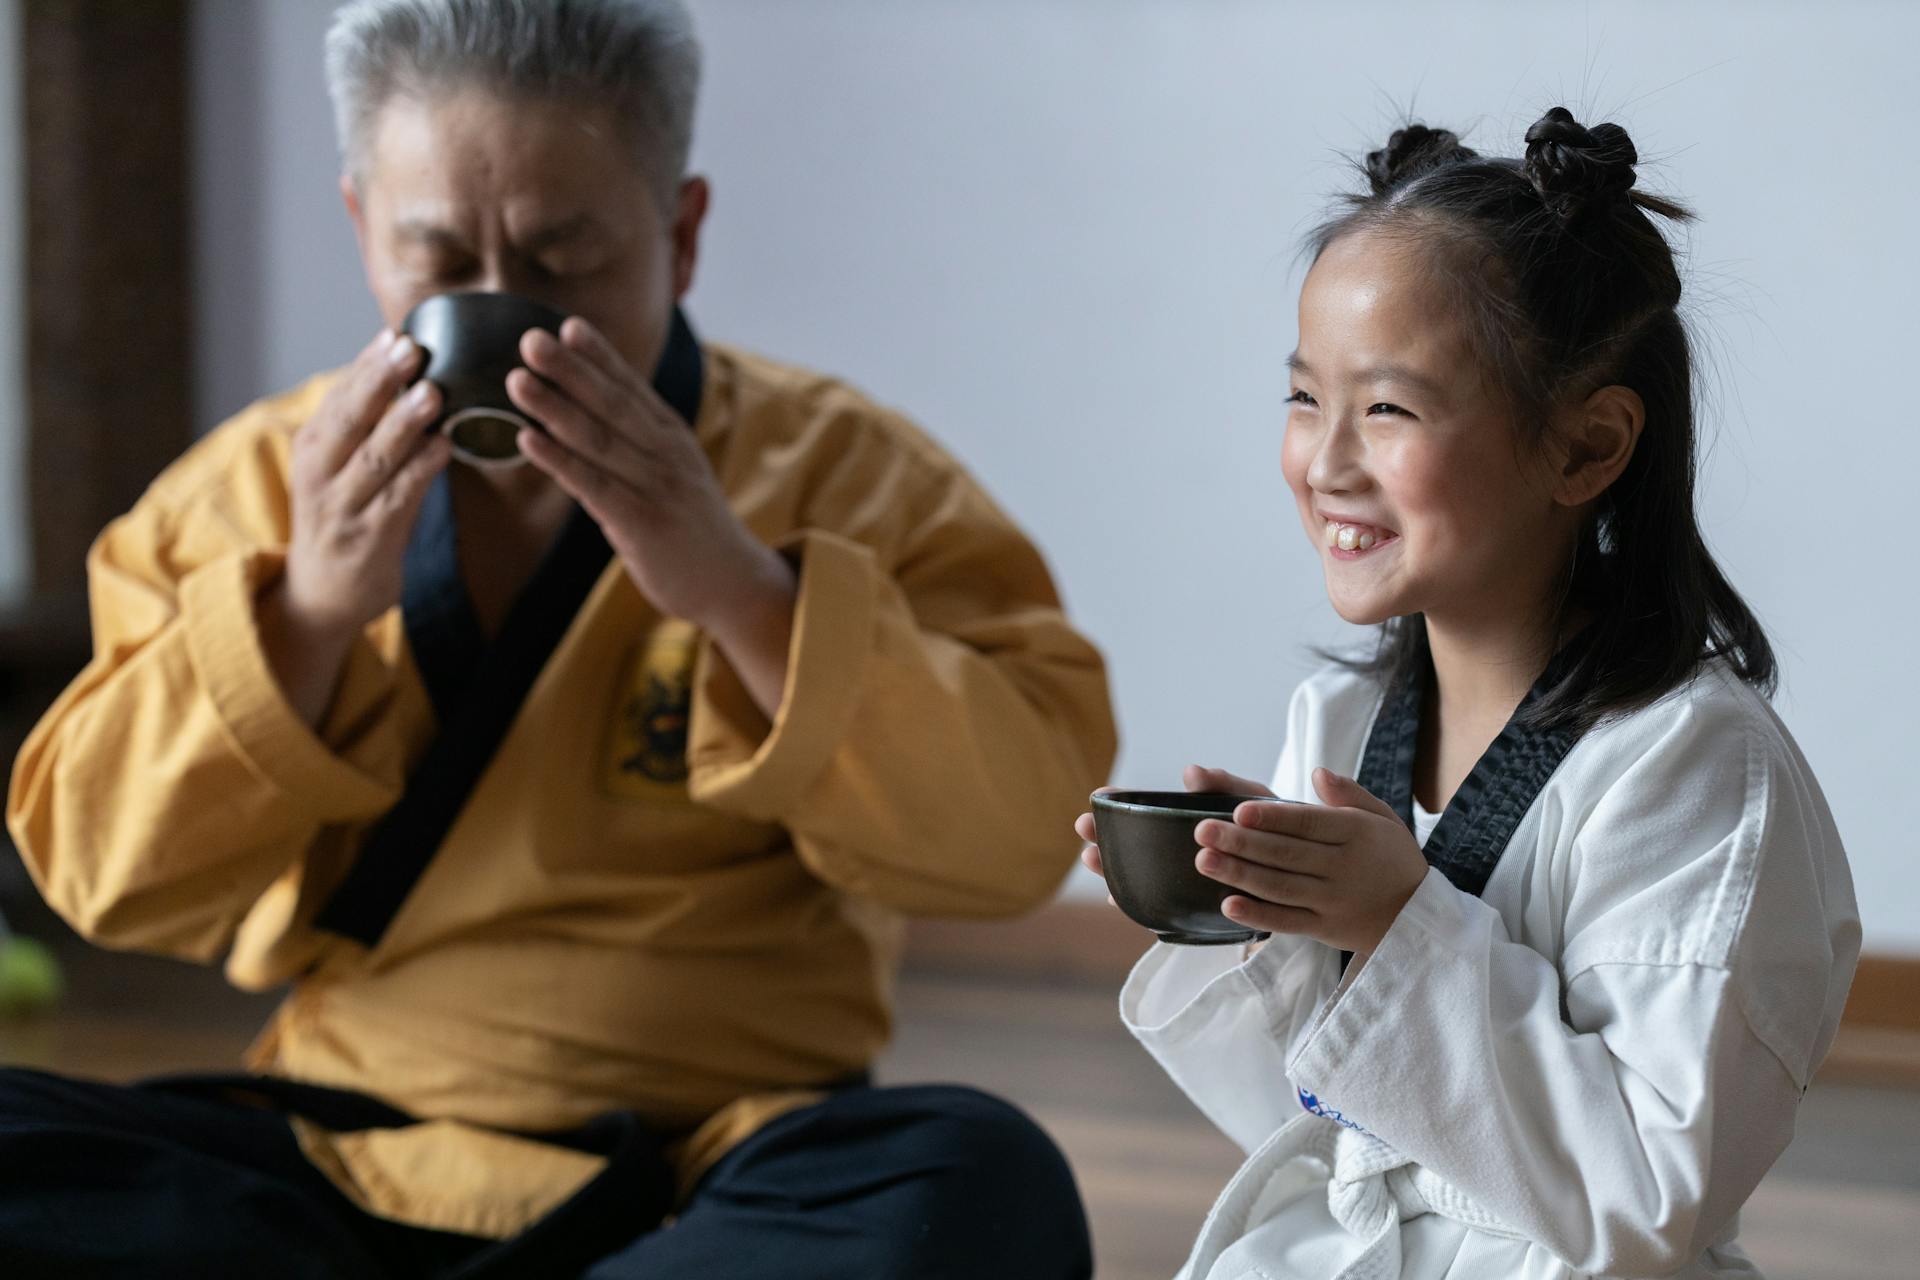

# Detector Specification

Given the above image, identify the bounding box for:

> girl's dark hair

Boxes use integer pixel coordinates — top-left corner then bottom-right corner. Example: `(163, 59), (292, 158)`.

(1311, 107), (1774, 731)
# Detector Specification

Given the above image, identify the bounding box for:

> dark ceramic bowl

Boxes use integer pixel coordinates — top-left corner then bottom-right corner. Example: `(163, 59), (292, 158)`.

(401, 291), (569, 466)
(1092, 790), (1288, 946)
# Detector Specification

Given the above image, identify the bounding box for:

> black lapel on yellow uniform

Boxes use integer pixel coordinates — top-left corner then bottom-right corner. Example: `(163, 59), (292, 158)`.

(316, 309), (707, 947)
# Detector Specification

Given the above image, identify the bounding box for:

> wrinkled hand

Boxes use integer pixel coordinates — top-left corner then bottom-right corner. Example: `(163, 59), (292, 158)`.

(282, 330), (449, 642)
(1194, 768), (1428, 955)
(1074, 765), (1276, 889)
(508, 319), (794, 637)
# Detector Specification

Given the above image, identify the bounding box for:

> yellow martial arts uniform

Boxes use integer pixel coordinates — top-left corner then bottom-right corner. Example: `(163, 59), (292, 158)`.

(7, 328), (1116, 1238)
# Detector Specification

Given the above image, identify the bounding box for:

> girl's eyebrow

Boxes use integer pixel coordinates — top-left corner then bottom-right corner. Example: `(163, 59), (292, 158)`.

(1287, 352), (1442, 398)
(1358, 363), (1444, 397)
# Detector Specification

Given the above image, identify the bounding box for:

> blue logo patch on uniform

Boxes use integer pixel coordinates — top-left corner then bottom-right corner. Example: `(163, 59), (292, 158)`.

(1298, 1086), (1370, 1134)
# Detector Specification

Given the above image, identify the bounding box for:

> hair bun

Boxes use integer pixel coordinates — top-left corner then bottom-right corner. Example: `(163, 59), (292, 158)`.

(1523, 106), (1638, 223)
(1363, 123), (1475, 196)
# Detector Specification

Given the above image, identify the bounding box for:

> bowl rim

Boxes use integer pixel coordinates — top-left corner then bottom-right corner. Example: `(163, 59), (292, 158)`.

(404, 288), (569, 323)
(1091, 790), (1279, 819)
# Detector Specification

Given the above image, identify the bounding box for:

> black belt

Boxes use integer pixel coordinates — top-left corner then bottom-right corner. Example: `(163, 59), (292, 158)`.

(141, 1068), (870, 1278)
(141, 1072), (670, 1279)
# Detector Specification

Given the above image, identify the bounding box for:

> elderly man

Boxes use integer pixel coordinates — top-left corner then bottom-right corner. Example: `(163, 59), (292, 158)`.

(0, 2), (1114, 1275)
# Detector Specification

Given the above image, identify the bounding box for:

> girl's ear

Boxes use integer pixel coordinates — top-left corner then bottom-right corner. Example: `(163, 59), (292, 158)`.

(1552, 384), (1645, 507)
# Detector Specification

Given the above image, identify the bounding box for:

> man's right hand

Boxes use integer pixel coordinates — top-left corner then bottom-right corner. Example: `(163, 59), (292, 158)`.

(261, 330), (450, 727)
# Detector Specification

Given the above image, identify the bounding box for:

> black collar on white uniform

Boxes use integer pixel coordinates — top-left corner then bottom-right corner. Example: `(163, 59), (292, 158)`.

(1354, 620), (1593, 900)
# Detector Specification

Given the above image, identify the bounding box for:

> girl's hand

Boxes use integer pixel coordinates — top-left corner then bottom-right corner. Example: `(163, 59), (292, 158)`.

(1074, 764), (1275, 882)
(1074, 790), (1114, 884)
(1193, 768), (1428, 956)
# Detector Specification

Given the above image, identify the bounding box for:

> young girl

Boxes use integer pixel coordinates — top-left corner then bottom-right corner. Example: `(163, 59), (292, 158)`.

(1076, 108), (1859, 1279)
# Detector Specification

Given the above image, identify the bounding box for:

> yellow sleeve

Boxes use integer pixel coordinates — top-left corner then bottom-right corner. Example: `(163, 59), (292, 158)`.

(6, 401), (407, 963)
(686, 448), (1117, 918)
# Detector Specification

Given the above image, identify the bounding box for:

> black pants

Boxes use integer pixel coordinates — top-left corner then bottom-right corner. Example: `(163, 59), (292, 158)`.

(0, 1067), (1092, 1279)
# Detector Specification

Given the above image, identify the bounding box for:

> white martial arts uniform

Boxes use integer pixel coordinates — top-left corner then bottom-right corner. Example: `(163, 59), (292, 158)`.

(1122, 659), (1859, 1280)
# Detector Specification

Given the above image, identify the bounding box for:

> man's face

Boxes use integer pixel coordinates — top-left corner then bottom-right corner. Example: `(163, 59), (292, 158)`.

(344, 87), (706, 378)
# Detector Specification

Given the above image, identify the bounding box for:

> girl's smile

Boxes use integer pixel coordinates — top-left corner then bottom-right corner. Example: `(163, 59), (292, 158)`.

(1320, 517), (1400, 557)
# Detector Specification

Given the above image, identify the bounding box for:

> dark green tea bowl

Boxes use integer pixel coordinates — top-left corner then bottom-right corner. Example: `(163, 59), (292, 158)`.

(401, 290), (569, 467)
(1091, 790), (1286, 946)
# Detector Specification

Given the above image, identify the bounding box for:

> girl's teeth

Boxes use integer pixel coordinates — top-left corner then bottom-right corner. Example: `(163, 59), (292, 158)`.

(1324, 521), (1391, 552)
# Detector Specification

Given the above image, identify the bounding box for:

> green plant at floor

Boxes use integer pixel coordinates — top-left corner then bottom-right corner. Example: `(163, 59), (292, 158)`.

(0, 906), (63, 1017)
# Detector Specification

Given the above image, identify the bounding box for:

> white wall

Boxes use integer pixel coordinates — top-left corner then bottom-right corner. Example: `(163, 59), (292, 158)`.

(195, 0), (373, 427)
(0, 0), (27, 605)
(190, 1), (1920, 953)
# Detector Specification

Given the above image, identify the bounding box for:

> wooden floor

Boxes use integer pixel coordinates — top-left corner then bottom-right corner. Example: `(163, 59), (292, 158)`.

(3, 939), (1917, 1279)
(883, 973), (1920, 1280)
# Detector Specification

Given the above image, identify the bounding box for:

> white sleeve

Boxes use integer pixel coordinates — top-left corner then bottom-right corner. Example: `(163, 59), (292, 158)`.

(1283, 694), (1858, 1276)
(1121, 933), (1340, 1155)
(1121, 672), (1350, 1154)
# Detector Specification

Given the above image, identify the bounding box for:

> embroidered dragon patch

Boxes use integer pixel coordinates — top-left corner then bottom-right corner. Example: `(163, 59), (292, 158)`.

(604, 620), (697, 795)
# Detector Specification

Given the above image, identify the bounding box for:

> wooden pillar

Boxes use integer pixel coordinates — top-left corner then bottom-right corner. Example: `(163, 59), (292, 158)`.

(23, 1), (192, 595)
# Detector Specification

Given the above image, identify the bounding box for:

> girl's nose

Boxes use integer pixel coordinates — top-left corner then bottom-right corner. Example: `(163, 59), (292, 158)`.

(1306, 417), (1367, 494)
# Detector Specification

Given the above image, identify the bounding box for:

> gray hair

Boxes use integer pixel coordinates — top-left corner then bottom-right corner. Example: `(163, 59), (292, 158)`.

(325, 0), (701, 207)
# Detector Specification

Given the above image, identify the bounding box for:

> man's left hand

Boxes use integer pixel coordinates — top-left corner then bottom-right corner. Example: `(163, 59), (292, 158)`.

(509, 319), (796, 711)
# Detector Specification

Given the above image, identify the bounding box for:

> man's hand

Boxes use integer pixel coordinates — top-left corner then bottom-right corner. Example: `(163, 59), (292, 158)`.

(263, 330), (450, 727)
(1192, 768), (1428, 956)
(509, 318), (796, 715)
